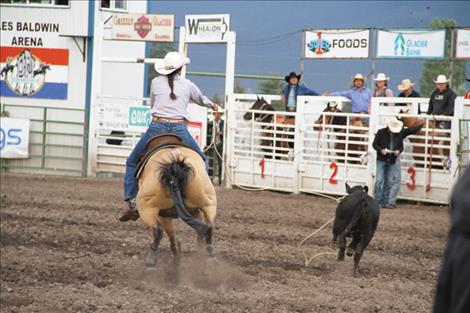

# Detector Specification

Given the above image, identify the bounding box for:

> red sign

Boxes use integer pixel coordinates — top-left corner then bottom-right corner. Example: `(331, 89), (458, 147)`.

(134, 15), (152, 39)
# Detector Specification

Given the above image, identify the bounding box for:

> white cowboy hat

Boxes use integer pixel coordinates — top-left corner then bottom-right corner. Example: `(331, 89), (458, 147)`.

(154, 51), (190, 75)
(352, 73), (366, 82)
(387, 116), (403, 133)
(374, 73), (390, 81)
(434, 74), (449, 84)
(397, 79), (415, 91)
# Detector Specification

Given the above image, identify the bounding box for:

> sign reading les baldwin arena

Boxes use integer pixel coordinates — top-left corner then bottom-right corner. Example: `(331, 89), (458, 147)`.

(1, 20), (68, 99)
(111, 13), (175, 42)
(304, 29), (370, 59)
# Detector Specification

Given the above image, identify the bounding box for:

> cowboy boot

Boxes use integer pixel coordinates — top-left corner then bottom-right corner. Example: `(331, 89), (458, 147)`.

(119, 198), (140, 222)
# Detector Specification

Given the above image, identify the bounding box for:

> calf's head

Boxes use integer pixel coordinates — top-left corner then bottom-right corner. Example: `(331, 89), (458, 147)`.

(345, 182), (368, 195)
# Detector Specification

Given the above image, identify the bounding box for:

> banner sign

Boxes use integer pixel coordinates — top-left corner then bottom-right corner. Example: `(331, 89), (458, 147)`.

(376, 30), (445, 59)
(0, 46), (69, 99)
(455, 28), (470, 59)
(304, 29), (370, 59)
(0, 117), (30, 159)
(185, 14), (230, 43)
(111, 14), (174, 42)
(98, 105), (205, 148)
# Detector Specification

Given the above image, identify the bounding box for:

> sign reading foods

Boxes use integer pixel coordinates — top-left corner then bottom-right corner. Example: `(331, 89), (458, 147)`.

(111, 13), (175, 42)
(304, 29), (370, 59)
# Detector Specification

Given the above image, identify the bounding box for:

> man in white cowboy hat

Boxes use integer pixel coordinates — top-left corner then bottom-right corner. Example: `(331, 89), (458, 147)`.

(120, 51), (218, 222)
(323, 73), (372, 115)
(373, 73), (393, 97)
(397, 78), (420, 98)
(372, 116), (424, 208)
(280, 71), (319, 112)
(427, 75), (456, 124)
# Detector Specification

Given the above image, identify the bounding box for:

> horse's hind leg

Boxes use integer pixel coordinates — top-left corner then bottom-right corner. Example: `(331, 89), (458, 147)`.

(159, 217), (180, 264)
(201, 205), (217, 258)
(145, 223), (163, 267)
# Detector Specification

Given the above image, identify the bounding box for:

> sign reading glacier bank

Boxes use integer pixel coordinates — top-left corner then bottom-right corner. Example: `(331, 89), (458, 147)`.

(377, 30), (445, 59)
(185, 14), (230, 43)
(304, 29), (370, 59)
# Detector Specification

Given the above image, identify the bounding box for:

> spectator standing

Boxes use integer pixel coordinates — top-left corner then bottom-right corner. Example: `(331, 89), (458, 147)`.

(374, 73), (393, 97)
(398, 79), (421, 98)
(323, 73), (372, 114)
(427, 75), (457, 128)
(372, 116), (423, 208)
(281, 72), (319, 112)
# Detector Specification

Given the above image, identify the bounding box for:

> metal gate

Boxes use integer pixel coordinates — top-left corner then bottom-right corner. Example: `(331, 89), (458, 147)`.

(227, 94), (297, 192)
(296, 96), (370, 195)
(227, 94), (464, 204)
(1, 103), (86, 176)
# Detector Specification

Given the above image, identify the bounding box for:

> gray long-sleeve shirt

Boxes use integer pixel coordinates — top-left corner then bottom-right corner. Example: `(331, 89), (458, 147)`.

(150, 75), (213, 120)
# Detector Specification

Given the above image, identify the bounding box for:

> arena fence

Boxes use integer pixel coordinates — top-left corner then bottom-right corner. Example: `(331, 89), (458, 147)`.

(1, 103), (86, 176)
(226, 94), (467, 204)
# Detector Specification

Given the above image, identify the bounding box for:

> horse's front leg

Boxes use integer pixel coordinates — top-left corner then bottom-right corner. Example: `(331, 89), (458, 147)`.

(145, 222), (163, 267)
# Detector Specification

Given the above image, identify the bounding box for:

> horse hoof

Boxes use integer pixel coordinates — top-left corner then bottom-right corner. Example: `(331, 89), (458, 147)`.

(145, 249), (157, 267)
(346, 248), (354, 257)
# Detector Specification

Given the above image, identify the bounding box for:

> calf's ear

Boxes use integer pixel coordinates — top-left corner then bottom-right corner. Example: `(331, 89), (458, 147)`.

(363, 185), (369, 194)
(345, 182), (352, 194)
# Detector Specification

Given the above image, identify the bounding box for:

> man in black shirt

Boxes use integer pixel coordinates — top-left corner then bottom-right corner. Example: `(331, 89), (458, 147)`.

(372, 117), (423, 208)
(428, 75), (456, 129)
(433, 166), (470, 313)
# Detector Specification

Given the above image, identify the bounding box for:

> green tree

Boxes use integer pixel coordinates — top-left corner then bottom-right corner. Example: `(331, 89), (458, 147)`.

(420, 18), (467, 96)
(146, 42), (177, 92)
(257, 79), (284, 95)
(234, 79), (247, 94)
(257, 79), (285, 110)
(211, 91), (224, 107)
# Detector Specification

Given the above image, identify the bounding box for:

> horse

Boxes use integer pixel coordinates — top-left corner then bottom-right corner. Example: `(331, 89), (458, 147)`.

(398, 107), (450, 170)
(33, 64), (50, 77)
(243, 96), (295, 159)
(314, 103), (368, 164)
(136, 134), (217, 267)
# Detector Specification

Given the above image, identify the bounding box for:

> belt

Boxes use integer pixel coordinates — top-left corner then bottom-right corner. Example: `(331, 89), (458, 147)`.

(152, 116), (187, 124)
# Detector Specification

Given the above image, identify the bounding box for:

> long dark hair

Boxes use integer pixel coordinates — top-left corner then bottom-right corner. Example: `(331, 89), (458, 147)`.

(168, 68), (182, 100)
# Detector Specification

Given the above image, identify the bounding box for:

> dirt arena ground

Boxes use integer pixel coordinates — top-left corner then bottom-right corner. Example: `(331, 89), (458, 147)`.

(0, 173), (449, 313)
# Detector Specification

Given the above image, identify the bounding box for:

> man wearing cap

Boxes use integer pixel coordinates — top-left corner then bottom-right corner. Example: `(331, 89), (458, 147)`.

(281, 72), (319, 112)
(398, 79), (420, 98)
(373, 73), (393, 97)
(372, 117), (424, 208)
(119, 51), (218, 222)
(427, 75), (457, 128)
(323, 73), (372, 115)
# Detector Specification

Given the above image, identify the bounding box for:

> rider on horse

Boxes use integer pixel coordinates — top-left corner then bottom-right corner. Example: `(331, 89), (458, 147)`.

(119, 51), (218, 222)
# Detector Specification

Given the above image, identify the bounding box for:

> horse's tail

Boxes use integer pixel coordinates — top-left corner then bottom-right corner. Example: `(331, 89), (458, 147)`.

(159, 156), (211, 237)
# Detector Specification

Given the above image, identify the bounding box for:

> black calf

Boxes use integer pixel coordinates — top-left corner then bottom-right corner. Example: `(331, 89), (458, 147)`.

(332, 183), (380, 274)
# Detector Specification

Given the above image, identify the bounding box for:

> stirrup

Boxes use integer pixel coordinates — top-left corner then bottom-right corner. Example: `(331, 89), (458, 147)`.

(119, 199), (140, 222)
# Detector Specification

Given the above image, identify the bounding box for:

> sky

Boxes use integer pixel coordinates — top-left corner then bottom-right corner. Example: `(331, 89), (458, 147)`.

(148, 1), (470, 98)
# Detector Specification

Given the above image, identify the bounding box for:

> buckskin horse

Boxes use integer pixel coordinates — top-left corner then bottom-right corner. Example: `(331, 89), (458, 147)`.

(314, 103), (368, 164)
(135, 134), (217, 267)
(243, 96), (295, 159)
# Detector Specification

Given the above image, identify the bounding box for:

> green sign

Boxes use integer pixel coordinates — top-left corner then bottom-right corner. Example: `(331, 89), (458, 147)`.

(128, 106), (151, 127)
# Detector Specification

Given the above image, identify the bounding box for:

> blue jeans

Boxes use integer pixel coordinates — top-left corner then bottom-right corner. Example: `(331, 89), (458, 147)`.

(124, 121), (207, 201)
(374, 158), (401, 206)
